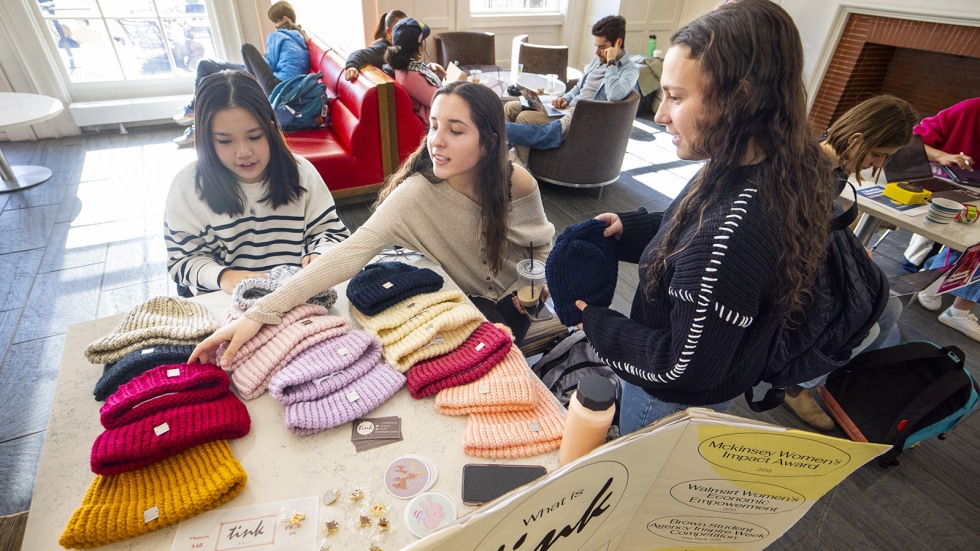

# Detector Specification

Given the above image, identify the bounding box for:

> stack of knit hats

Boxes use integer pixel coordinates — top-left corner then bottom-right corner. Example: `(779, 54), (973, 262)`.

(434, 345), (566, 458)
(267, 330), (405, 435)
(85, 296), (219, 400)
(406, 322), (513, 398)
(61, 362), (249, 548)
(347, 262), (484, 372)
(545, 218), (618, 326)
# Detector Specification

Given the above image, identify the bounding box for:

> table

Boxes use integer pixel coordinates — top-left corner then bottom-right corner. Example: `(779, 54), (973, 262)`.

(841, 182), (980, 252)
(21, 267), (560, 550)
(0, 92), (64, 193)
(475, 70), (567, 99)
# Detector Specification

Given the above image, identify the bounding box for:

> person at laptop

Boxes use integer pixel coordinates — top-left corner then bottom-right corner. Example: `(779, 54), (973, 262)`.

(503, 15), (639, 162)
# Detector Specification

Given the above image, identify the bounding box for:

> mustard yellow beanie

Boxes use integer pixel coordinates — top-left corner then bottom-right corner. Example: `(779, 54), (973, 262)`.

(59, 440), (246, 549)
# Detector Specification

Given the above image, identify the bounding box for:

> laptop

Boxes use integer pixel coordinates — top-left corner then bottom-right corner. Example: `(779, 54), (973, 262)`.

(517, 84), (566, 117)
(884, 135), (980, 202)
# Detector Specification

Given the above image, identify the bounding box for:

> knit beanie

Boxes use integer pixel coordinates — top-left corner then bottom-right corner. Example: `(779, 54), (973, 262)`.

(346, 261), (444, 316)
(463, 383), (566, 459)
(231, 265), (338, 310)
(60, 440), (246, 549)
(93, 344), (196, 402)
(90, 391), (250, 476)
(352, 290), (469, 346)
(268, 331), (381, 405)
(100, 362), (230, 429)
(84, 297), (218, 365)
(282, 363), (406, 435)
(434, 345), (538, 415)
(406, 322), (513, 399)
(546, 218), (618, 326)
(218, 303), (349, 400)
(382, 303), (484, 372)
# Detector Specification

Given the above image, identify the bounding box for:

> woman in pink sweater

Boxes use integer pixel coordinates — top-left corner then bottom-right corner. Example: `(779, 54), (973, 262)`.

(384, 18), (463, 127)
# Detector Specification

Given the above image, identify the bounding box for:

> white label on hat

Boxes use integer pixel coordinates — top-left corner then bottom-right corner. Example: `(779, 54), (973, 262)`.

(479, 383), (490, 394)
(313, 373), (336, 385)
(143, 505), (159, 523)
(302, 319), (313, 325)
(528, 421), (541, 432)
(475, 342), (486, 352)
(346, 390), (360, 403)
(382, 281), (394, 289)
(166, 368), (181, 378)
(337, 347), (350, 357)
(153, 423), (170, 436)
(424, 334), (446, 348)
(141, 348), (155, 355)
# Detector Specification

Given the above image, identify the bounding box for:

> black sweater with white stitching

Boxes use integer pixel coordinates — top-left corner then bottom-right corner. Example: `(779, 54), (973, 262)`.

(583, 165), (785, 405)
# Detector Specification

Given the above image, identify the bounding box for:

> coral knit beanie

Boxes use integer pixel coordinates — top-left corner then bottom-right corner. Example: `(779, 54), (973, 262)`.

(346, 261), (445, 316)
(60, 440), (246, 549)
(545, 218), (618, 326)
(282, 363), (406, 435)
(84, 297), (218, 365)
(93, 344), (196, 402)
(406, 322), (513, 399)
(464, 383), (566, 459)
(100, 362), (230, 429)
(232, 265), (338, 311)
(268, 330), (381, 405)
(90, 391), (250, 476)
(434, 345), (538, 415)
(218, 303), (349, 400)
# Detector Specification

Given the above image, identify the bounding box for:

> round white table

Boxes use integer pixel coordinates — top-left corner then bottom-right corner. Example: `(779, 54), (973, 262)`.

(474, 70), (567, 98)
(0, 92), (65, 193)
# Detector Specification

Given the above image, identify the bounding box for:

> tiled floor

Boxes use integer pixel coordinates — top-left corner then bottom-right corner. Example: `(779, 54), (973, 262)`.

(1, 120), (978, 550)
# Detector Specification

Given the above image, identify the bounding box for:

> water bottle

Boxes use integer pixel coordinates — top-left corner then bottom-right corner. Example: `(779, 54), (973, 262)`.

(558, 375), (616, 466)
(646, 34), (657, 58)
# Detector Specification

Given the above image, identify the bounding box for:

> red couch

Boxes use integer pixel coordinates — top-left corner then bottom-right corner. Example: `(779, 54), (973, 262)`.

(284, 36), (425, 201)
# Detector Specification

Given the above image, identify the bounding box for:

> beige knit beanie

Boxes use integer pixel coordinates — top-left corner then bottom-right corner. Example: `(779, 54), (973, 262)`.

(434, 345), (538, 415)
(383, 303), (484, 372)
(352, 290), (468, 345)
(84, 297), (218, 365)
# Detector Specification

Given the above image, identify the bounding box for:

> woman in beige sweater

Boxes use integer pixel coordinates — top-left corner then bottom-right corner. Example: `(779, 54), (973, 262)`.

(191, 81), (555, 366)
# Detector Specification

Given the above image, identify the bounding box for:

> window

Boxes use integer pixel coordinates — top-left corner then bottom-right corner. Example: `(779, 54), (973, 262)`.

(470, 0), (559, 15)
(36, 0), (219, 83)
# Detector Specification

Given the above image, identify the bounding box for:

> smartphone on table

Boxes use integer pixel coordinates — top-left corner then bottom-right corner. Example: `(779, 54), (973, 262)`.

(461, 463), (548, 505)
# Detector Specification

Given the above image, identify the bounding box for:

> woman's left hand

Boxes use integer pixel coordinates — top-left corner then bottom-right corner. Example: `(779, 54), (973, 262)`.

(302, 253), (319, 267)
(428, 62), (447, 79)
(575, 299), (588, 330)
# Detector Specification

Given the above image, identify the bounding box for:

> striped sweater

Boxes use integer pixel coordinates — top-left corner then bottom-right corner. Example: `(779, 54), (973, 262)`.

(164, 155), (349, 292)
(582, 165), (784, 406)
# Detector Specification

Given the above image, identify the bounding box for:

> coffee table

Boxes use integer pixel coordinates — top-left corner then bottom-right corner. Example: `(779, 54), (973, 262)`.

(473, 70), (567, 99)
(0, 92), (65, 193)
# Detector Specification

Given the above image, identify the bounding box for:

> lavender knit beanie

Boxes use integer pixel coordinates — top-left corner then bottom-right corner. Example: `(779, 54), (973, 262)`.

(346, 262), (444, 316)
(268, 331), (382, 405)
(231, 265), (338, 311)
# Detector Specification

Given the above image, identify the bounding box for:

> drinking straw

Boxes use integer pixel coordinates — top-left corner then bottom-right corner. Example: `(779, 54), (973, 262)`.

(528, 242), (535, 300)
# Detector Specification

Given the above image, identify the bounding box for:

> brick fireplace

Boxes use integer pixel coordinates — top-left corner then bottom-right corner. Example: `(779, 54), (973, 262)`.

(808, 13), (980, 133)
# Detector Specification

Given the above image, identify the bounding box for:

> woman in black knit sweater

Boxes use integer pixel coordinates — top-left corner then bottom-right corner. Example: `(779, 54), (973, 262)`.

(575, 0), (838, 434)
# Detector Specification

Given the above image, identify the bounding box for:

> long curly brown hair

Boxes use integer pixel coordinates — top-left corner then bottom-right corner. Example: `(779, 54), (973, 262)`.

(644, 0), (836, 321)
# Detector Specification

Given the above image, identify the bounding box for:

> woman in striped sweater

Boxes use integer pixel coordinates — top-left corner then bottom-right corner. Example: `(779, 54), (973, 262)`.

(164, 70), (348, 296)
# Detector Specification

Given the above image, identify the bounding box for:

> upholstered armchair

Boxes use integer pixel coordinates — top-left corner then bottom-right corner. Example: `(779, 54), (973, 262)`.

(517, 42), (570, 84)
(432, 31), (502, 72)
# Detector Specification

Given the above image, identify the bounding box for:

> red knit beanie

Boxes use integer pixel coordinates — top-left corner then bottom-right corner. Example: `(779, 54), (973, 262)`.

(406, 322), (512, 399)
(100, 362), (230, 429)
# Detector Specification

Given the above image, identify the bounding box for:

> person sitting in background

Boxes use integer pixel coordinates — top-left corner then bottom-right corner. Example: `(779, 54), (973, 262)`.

(504, 15), (639, 160)
(173, 1), (310, 147)
(165, 70), (348, 296)
(344, 10), (407, 81)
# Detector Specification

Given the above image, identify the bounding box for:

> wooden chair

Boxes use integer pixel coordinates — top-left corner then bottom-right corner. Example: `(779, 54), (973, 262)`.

(517, 42), (570, 84)
(432, 31), (502, 72)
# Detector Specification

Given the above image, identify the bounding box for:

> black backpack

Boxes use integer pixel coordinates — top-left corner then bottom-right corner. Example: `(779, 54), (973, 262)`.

(819, 341), (979, 467)
(746, 185), (890, 411)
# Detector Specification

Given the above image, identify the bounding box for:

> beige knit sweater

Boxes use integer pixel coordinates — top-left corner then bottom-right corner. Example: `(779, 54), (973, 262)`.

(247, 173), (555, 324)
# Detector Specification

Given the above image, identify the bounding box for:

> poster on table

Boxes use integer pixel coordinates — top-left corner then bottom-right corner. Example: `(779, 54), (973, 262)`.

(405, 409), (888, 551)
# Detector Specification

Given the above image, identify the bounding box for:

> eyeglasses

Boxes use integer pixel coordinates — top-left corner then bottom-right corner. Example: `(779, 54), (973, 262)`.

(375, 245), (424, 263)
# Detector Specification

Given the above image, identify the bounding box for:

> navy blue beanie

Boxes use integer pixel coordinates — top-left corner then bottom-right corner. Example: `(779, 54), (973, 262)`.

(93, 344), (197, 401)
(545, 218), (618, 326)
(346, 261), (445, 316)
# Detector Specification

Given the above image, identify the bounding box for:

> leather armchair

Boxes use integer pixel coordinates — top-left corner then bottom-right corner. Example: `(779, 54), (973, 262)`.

(517, 42), (569, 84)
(432, 32), (502, 73)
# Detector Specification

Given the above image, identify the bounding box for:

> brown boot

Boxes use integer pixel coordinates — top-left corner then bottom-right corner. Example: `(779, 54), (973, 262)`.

(783, 388), (835, 432)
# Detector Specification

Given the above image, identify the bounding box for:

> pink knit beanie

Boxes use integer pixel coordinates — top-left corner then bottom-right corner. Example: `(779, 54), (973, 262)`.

(434, 345), (538, 415)
(406, 322), (512, 399)
(282, 364), (406, 436)
(463, 383), (566, 459)
(100, 362), (229, 429)
(218, 303), (349, 400)
(90, 391), (250, 476)
(268, 331), (381, 405)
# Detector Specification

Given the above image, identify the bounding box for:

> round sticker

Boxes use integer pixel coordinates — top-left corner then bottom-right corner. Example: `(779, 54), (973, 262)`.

(404, 490), (456, 538)
(384, 455), (433, 499)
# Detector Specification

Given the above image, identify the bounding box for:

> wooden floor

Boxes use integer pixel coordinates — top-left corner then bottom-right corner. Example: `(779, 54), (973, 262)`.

(0, 120), (977, 550)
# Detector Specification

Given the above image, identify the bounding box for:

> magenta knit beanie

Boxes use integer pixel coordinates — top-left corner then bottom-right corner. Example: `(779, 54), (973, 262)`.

(218, 303), (349, 400)
(90, 391), (250, 476)
(100, 362), (230, 429)
(282, 364), (406, 436)
(268, 331), (382, 405)
(406, 322), (513, 399)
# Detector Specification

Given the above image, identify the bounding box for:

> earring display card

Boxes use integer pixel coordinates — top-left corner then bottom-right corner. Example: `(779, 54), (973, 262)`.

(351, 416), (403, 452)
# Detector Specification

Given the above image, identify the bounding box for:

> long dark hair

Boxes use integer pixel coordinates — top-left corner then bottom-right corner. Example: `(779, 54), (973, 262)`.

(824, 95), (917, 182)
(645, 0), (836, 320)
(373, 10), (407, 41)
(384, 42), (419, 70)
(376, 81), (512, 273)
(193, 70), (303, 216)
